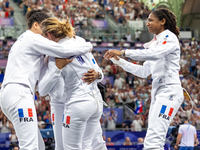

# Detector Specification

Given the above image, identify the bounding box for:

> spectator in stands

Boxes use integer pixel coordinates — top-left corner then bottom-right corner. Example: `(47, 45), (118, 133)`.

(125, 32), (131, 42)
(174, 116), (197, 150)
(0, 67), (4, 86)
(100, 117), (106, 131)
(104, 78), (111, 88)
(126, 73), (134, 88)
(106, 137), (114, 146)
(195, 115), (200, 130)
(135, 29), (141, 42)
(122, 117), (132, 131)
(9, 128), (18, 148)
(125, 86), (135, 109)
(12, 145), (19, 150)
(2, 47), (9, 58)
(38, 116), (45, 129)
(123, 137), (132, 145)
(1, 115), (13, 133)
(131, 114), (143, 131)
(190, 54), (197, 75)
(114, 74), (125, 89)
(106, 115), (116, 130)
(106, 88), (115, 107)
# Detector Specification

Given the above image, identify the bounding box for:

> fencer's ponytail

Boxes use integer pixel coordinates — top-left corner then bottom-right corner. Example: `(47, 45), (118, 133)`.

(41, 17), (74, 39)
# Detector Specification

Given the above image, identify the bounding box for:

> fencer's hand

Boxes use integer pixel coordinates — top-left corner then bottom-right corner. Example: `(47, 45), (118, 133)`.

(55, 58), (73, 69)
(174, 145), (178, 149)
(82, 69), (98, 84)
(104, 50), (121, 60)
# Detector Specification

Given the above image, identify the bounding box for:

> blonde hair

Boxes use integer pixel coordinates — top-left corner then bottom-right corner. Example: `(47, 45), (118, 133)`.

(41, 17), (74, 39)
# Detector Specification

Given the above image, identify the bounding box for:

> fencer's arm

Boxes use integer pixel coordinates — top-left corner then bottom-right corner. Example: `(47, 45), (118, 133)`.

(33, 34), (93, 58)
(49, 75), (65, 101)
(38, 57), (62, 96)
(110, 57), (151, 78)
(124, 35), (179, 61)
(89, 53), (104, 82)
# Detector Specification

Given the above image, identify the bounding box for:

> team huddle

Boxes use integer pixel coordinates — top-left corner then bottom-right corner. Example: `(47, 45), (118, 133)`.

(0, 8), (184, 150)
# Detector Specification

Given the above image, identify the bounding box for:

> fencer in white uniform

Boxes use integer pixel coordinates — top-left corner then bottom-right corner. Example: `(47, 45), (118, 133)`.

(108, 29), (184, 149)
(0, 29), (92, 150)
(38, 36), (106, 150)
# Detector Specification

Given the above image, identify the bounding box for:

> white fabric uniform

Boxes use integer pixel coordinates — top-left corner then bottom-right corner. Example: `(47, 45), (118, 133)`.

(0, 30), (92, 150)
(38, 36), (106, 150)
(110, 29), (184, 150)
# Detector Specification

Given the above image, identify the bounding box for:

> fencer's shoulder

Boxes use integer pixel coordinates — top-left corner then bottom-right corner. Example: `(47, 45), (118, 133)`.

(74, 36), (86, 42)
(159, 30), (177, 40)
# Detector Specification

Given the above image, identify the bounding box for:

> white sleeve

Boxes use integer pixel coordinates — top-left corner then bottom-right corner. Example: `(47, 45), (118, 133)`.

(110, 57), (151, 78)
(33, 34), (92, 58)
(38, 57), (62, 96)
(49, 75), (65, 101)
(89, 53), (104, 82)
(125, 35), (179, 61)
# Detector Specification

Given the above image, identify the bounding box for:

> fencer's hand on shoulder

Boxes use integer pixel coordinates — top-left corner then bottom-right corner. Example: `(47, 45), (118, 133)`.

(82, 69), (99, 84)
(55, 58), (74, 69)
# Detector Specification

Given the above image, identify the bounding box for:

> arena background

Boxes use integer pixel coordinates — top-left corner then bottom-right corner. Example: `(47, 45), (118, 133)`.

(0, 0), (200, 149)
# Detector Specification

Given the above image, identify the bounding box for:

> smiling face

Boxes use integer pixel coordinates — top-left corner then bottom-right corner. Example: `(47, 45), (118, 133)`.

(146, 13), (166, 35)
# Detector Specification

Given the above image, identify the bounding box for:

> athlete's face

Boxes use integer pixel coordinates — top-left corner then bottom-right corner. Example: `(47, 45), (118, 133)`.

(146, 13), (166, 35)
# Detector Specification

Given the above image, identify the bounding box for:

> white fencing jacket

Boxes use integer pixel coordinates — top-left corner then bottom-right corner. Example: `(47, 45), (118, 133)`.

(2, 30), (92, 94)
(38, 36), (104, 102)
(111, 29), (181, 101)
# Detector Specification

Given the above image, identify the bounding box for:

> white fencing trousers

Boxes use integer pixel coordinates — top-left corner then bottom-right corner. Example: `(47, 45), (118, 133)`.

(144, 84), (184, 150)
(0, 83), (45, 150)
(50, 98), (107, 150)
(91, 122), (107, 150)
(50, 101), (64, 150)
(62, 92), (103, 150)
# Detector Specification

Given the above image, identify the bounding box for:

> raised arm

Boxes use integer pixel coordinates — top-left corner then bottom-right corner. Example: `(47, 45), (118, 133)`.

(125, 35), (179, 61)
(33, 34), (92, 58)
(104, 33), (179, 61)
(110, 57), (151, 78)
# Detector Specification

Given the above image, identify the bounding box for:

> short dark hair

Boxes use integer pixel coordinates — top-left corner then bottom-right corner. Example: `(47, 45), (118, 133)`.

(152, 8), (180, 37)
(26, 10), (43, 21)
(26, 10), (49, 29)
(182, 116), (188, 122)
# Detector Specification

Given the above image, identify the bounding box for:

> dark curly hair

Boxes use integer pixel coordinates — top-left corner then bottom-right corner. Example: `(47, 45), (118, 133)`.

(152, 8), (180, 37)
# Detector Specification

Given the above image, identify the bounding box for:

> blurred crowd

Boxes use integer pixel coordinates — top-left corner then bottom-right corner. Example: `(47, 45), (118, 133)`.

(105, 0), (151, 24)
(0, 0), (14, 18)
(18, 0), (105, 27)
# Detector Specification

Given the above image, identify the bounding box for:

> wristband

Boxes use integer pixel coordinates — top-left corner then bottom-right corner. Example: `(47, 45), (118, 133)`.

(121, 50), (125, 57)
(98, 72), (102, 79)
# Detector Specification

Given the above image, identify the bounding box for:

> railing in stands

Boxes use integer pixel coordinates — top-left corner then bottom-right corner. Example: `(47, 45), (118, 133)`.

(124, 104), (135, 121)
